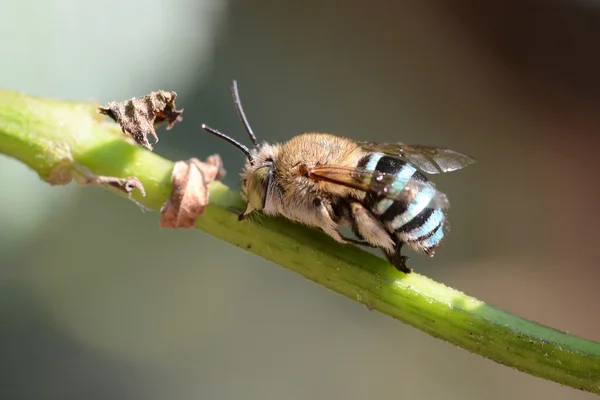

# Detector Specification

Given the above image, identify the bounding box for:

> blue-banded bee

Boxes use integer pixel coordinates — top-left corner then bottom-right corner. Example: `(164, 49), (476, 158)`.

(201, 81), (475, 273)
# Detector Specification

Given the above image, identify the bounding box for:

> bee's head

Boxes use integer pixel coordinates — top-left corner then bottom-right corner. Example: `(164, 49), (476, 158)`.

(201, 80), (276, 221)
(239, 144), (282, 219)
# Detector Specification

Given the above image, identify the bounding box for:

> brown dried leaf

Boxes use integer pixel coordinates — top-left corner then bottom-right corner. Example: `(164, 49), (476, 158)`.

(98, 91), (184, 151)
(81, 175), (146, 197)
(47, 158), (145, 198)
(160, 155), (226, 228)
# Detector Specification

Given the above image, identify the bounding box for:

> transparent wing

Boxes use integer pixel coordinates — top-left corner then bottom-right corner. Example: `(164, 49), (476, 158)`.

(358, 141), (476, 174)
(308, 165), (450, 209)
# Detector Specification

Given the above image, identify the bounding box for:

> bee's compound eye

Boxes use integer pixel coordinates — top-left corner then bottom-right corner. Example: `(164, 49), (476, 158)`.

(246, 166), (272, 211)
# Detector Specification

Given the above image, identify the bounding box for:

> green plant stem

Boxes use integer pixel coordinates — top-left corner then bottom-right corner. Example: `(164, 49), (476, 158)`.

(1, 90), (599, 394)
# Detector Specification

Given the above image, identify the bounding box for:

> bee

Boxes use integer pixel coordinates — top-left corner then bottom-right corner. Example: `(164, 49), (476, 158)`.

(201, 81), (475, 273)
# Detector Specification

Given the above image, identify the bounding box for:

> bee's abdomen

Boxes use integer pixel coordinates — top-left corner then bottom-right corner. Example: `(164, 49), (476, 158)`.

(359, 152), (445, 255)
(398, 208), (445, 256)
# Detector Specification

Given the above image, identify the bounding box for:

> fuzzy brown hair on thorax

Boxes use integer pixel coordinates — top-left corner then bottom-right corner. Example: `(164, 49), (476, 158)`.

(274, 133), (366, 199)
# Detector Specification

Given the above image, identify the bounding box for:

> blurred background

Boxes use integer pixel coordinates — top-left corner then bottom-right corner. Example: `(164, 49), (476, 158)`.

(1, 0), (600, 398)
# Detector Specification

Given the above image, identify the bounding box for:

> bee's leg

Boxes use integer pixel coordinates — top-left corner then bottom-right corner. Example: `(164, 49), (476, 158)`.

(339, 235), (376, 248)
(314, 198), (379, 248)
(314, 197), (349, 244)
(342, 216), (376, 247)
(347, 201), (395, 250)
(384, 240), (412, 274)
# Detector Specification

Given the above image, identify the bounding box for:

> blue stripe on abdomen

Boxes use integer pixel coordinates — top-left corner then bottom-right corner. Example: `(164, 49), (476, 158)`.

(389, 185), (436, 230)
(365, 152), (384, 172)
(369, 156), (416, 216)
(372, 165), (417, 215)
(374, 199), (394, 215)
(405, 208), (445, 241)
(420, 224), (444, 250)
(385, 164), (417, 199)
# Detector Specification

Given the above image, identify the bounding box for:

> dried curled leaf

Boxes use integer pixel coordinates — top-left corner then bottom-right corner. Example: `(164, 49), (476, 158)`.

(47, 158), (146, 199)
(80, 175), (146, 197)
(160, 155), (226, 228)
(98, 91), (184, 151)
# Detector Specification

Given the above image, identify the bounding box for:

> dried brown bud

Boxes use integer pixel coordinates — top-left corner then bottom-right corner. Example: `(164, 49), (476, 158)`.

(98, 91), (184, 151)
(160, 155), (226, 228)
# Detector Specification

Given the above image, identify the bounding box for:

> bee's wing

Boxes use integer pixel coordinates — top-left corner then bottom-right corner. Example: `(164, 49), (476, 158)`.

(308, 165), (450, 209)
(358, 142), (476, 174)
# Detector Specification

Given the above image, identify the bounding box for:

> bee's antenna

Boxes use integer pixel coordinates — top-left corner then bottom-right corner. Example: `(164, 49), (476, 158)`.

(231, 80), (258, 147)
(202, 124), (254, 165)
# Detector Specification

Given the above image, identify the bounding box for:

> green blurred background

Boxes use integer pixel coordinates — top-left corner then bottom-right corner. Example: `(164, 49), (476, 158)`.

(1, 0), (600, 399)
